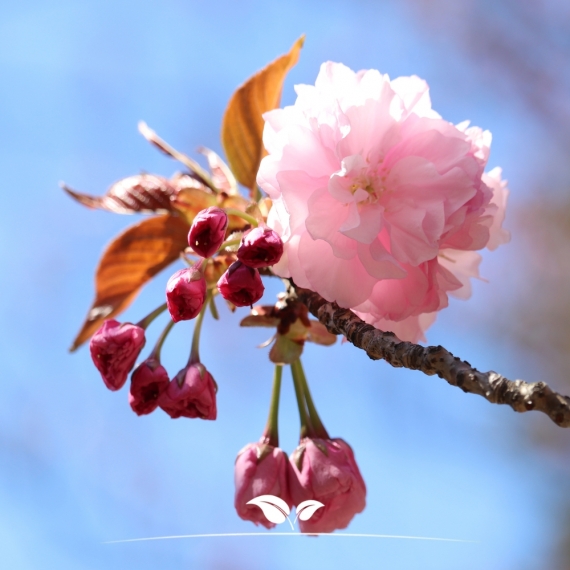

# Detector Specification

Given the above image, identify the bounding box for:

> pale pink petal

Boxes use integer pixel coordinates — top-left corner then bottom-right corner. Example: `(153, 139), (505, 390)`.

(341, 203), (385, 244)
(483, 167), (510, 251)
(438, 249), (483, 300)
(357, 240), (406, 280)
(298, 232), (377, 307)
(306, 188), (357, 259)
(390, 75), (440, 119)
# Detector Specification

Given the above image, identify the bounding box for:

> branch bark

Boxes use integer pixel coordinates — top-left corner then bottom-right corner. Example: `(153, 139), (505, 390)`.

(295, 286), (570, 428)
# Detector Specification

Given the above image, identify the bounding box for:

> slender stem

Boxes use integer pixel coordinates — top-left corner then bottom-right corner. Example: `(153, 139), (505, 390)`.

(150, 319), (176, 361)
(208, 294), (219, 320)
(293, 358), (329, 439)
(180, 251), (198, 266)
(224, 208), (259, 228)
(290, 361), (313, 439)
(138, 122), (217, 192)
(261, 365), (283, 447)
(218, 238), (241, 251)
(136, 302), (167, 330)
(251, 185), (262, 202)
(189, 290), (212, 364)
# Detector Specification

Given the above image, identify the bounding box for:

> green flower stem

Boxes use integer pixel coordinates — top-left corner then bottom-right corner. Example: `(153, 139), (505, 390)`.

(218, 238), (242, 251)
(290, 361), (313, 439)
(224, 208), (259, 228)
(150, 319), (176, 361)
(261, 365), (283, 447)
(189, 290), (212, 364)
(292, 358), (329, 440)
(136, 302), (168, 330)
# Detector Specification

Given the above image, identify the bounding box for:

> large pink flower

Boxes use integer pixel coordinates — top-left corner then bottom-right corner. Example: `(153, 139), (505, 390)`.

(258, 62), (510, 341)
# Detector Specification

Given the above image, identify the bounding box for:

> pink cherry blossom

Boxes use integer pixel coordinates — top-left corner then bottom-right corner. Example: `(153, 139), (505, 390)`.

(258, 62), (510, 342)
(234, 443), (293, 529)
(288, 437), (366, 533)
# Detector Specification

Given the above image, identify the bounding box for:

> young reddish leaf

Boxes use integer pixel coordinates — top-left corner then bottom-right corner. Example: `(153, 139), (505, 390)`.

(198, 147), (238, 195)
(138, 122), (215, 190)
(240, 314), (280, 328)
(61, 174), (179, 214)
(219, 194), (253, 231)
(307, 320), (337, 346)
(269, 334), (304, 365)
(171, 186), (218, 225)
(221, 36), (305, 194)
(70, 214), (190, 351)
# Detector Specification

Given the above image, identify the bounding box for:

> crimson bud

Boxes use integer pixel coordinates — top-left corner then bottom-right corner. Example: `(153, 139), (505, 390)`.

(89, 320), (146, 391)
(166, 267), (207, 322)
(237, 227), (284, 268)
(159, 362), (217, 420)
(129, 357), (170, 415)
(188, 207), (228, 258)
(217, 261), (264, 307)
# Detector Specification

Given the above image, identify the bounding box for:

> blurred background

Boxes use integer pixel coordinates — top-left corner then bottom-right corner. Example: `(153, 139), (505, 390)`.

(1, 0), (569, 568)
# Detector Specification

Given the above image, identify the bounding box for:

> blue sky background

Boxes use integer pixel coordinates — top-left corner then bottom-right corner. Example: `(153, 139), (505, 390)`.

(0, 1), (567, 569)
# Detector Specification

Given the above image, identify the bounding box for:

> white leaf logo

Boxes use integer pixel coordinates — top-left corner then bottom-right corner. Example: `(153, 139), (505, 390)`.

(295, 499), (325, 522)
(246, 495), (293, 529)
(247, 495), (325, 529)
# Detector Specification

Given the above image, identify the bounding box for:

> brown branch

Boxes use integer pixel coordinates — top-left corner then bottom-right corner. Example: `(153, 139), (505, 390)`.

(295, 286), (570, 428)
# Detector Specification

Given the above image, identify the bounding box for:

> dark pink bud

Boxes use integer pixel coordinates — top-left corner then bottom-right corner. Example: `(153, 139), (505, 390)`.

(234, 443), (293, 529)
(288, 437), (366, 533)
(237, 227), (283, 268)
(188, 207), (228, 258)
(129, 358), (170, 415)
(89, 320), (146, 391)
(166, 267), (207, 322)
(158, 362), (217, 420)
(217, 261), (264, 307)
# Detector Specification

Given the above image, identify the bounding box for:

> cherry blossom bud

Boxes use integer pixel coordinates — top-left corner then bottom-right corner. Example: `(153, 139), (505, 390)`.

(166, 267), (207, 322)
(129, 357), (170, 415)
(159, 362), (217, 419)
(188, 207), (228, 258)
(89, 319), (146, 391)
(237, 227), (284, 268)
(234, 443), (293, 529)
(217, 261), (264, 307)
(288, 437), (366, 533)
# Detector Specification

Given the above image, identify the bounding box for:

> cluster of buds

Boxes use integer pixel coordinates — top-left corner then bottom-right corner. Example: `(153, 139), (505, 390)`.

(234, 437), (366, 533)
(176, 205), (284, 310)
(217, 224), (283, 308)
(233, 361), (366, 533)
(70, 82), (375, 534)
(89, 298), (217, 420)
(88, 204), (285, 421)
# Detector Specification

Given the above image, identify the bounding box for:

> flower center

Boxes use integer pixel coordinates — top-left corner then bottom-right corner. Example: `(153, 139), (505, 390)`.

(349, 173), (387, 205)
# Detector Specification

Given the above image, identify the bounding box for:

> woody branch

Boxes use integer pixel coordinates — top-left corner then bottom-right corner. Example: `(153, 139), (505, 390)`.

(294, 286), (570, 429)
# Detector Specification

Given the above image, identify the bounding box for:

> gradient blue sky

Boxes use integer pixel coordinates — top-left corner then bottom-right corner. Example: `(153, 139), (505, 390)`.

(0, 1), (564, 569)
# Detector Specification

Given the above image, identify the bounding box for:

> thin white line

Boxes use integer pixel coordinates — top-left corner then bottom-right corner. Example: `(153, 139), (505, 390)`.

(103, 532), (478, 545)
